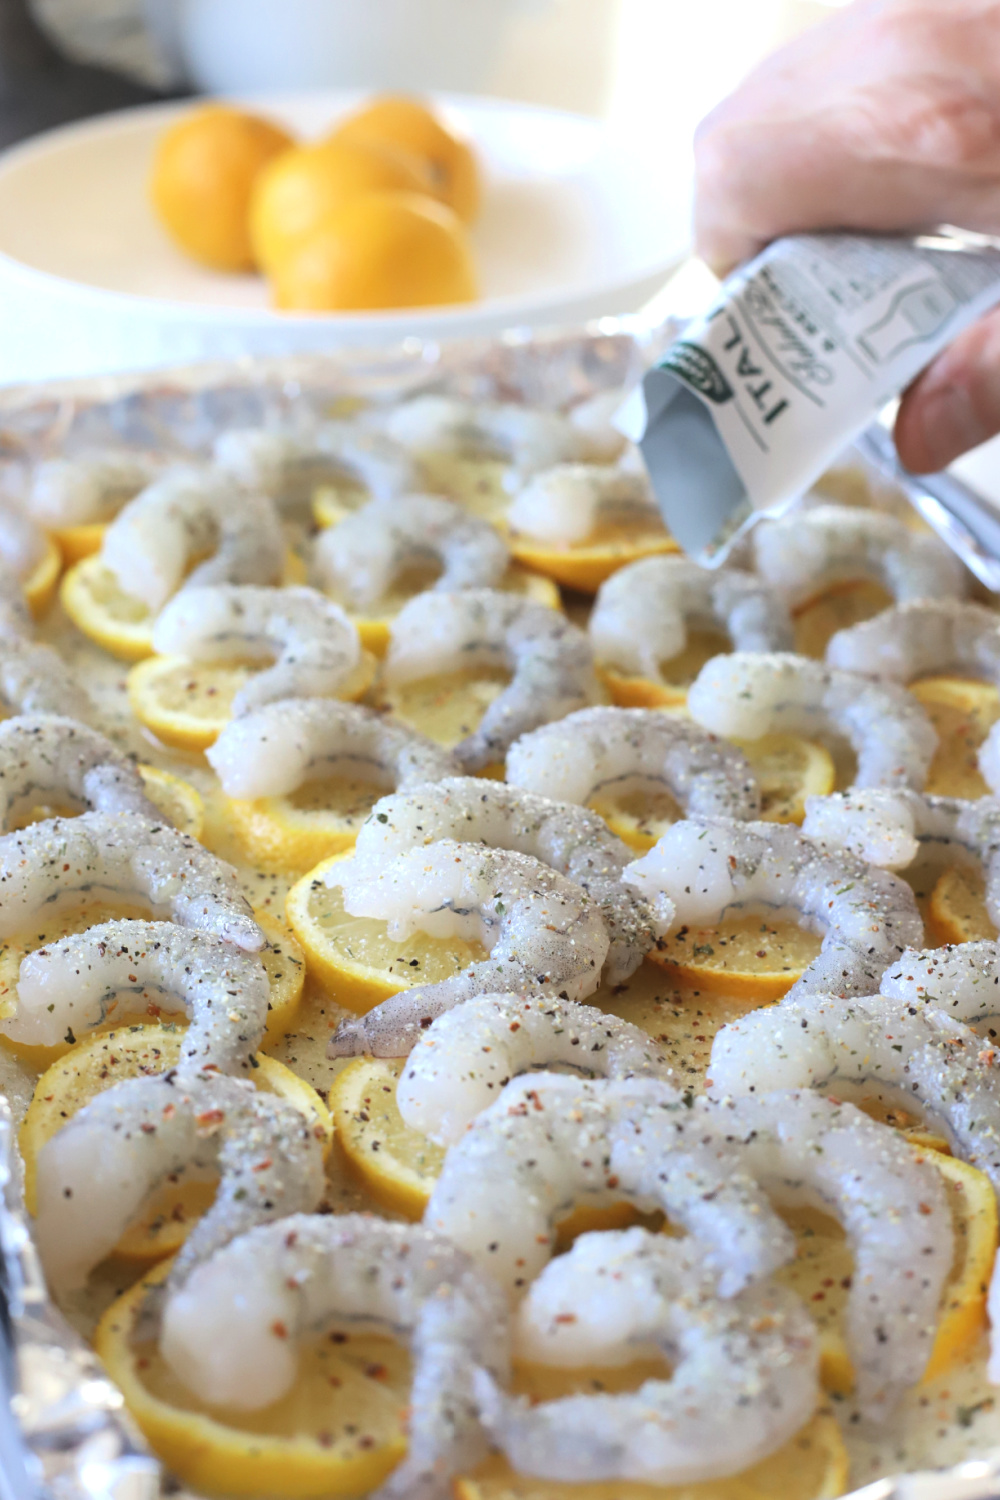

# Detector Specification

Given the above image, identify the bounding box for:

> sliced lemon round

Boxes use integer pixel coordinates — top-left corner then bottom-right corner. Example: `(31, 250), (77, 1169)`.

(128, 651), (377, 752)
(455, 1411), (848, 1500)
(651, 915), (822, 1001)
(52, 521), (106, 566)
(19, 1022), (331, 1261)
(0, 907), (304, 1072)
(792, 580), (893, 660)
(910, 677), (1000, 801)
(600, 671), (688, 710)
(23, 534), (62, 618)
(508, 526), (678, 595)
(777, 1146), (997, 1395)
(286, 852), (487, 1013)
(137, 763), (205, 840)
(928, 864), (994, 945)
(95, 1256), (410, 1499)
(225, 776), (383, 876)
(599, 629), (732, 711)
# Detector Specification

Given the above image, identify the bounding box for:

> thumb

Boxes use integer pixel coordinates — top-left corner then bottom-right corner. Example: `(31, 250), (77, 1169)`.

(894, 306), (1000, 473)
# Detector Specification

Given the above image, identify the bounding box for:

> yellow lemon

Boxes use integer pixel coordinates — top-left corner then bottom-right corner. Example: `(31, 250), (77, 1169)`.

(332, 94), (481, 223)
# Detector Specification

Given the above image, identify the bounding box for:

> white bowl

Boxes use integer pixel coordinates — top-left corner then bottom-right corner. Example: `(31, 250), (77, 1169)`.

(0, 92), (692, 385)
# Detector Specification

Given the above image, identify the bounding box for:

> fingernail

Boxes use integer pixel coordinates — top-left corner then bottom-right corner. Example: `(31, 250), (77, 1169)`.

(911, 381), (990, 471)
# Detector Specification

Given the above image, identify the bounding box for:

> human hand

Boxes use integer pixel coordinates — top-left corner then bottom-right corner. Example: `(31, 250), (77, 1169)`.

(694, 0), (1000, 471)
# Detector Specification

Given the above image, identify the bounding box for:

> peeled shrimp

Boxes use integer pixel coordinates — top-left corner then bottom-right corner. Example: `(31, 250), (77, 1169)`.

(0, 637), (92, 721)
(313, 494), (509, 612)
(0, 919), (269, 1075)
(214, 421), (421, 514)
(710, 989), (1000, 1190)
(396, 993), (676, 1144)
(753, 504), (967, 608)
(477, 1226), (818, 1484)
(0, 499), (48, 579)
(825, 599), (1000, 684)
(425, 1074), (795, 1301)
(589, 556), (793, 683)
(101, 467), (284, 612)
(506, 705), (761, 822)
(384, 590), (602, 770)
(0, 715), (159, 830)
(880, 940), (1000, 1025)
(340, 777), (672, 987)
(206, 697), (457, 801)
(161, 1214), (508, 1500)
(34, 1071), (325, 1292)
(151, 585), (362, 717)
(505, 465), (660, 549)
(688, 652), (937, 790)
(0, 811), (262, 949)
(623, 817), (923, 998)
(382, 395), (601, 474)
(326, 843), (612, 1058)
(802, 789), (1000, 924)
(26, 451), (160, 528)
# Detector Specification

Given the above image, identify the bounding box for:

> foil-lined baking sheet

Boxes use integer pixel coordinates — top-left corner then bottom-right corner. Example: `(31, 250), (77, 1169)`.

(2, 313), (1000, 1500)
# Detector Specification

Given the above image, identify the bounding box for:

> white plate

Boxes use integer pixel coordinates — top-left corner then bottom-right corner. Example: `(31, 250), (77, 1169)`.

(0, 93), (692, 385)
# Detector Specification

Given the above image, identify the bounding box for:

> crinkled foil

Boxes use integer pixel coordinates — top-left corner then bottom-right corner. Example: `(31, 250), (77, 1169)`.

(2, 313), (1000, 1500)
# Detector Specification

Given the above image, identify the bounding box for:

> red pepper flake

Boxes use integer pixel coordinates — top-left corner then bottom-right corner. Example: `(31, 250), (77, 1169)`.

(365, 1363), (388, 1381)
(316, 1431), (333, 1448)
(270, 1320), (288, 1340)
(253, 1157), (273, 1172)
(918, 1202), (934, 1216)
(605, 1174), (619, 1190)
(811, 1291), (826, 1302)
(358, 1436), (376, 1450)
(554, 1313), (577, 1324)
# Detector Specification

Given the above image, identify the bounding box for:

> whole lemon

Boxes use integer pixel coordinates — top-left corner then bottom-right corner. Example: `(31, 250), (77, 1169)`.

(271, 191), (478, 313)
(250, 136), (432, 276)
(150, 105), (294, 272)
(332, 95), (481, 224)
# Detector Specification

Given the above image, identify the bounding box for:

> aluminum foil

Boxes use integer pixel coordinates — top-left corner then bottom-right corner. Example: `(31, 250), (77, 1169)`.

(2, 313), (1000, 1500)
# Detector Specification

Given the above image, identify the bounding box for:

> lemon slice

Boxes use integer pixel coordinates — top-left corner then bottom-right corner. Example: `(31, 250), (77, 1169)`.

(127, 651), (377, 752)
(928, 864), (994, 945)
(96, 1257), (410, 1499)
(61, 550), (312, 663)
(910, 677), (1000, 801)
(0, 907), (304, 1071)
(592, 733), (835, 853)
(508, 524), (679, 596)
(287, 852), (487, 1013)
(600, 629), (733, 711)
(136, 764), (205, 840)
(776, 1147), (997, 1394)
(792, 580), (893, 660)
(651, 915), (823, 1001)
(23, 534), (62, 618)
(52, 521), (106, 566)
(20, 1022), (331, 1262)
(455, 1412), (848, 1500)
(225, 776), (384, 876)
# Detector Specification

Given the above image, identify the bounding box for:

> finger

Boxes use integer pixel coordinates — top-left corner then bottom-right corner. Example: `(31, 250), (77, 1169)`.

(894, 306), (1000, 472)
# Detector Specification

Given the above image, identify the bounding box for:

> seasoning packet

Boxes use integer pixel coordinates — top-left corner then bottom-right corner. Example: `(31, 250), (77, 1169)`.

(619, 230), (1000, 563)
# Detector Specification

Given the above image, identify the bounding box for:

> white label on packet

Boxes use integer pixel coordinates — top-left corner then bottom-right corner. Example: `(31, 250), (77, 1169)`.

(629, 231), (1000, 563)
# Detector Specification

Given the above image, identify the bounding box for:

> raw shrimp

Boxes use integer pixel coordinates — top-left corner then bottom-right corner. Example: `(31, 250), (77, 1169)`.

(0, 715), (159, 830)
(396, 993), (676, 1144)
(206, 698), (457, 801)
(477, 1226), (818, 1485)
(101, 467), (284, 612)
(710, 990), (1000, 1190)
(0, 919), (270, 1074)
(505, 465), (660, 549)
(161, 1214), (508, 1500)
(506, 705), (761, 822)
(825, 599), (1000, 684)
(313, 494), (509, 612)
(688, 652), (937, 789)
(34, 1071), (324, 1292)
(0, 637), (92, 721)
(382, 395), (600, 474)
(802, 789), (1000, 924)
(0, 810), (262, 949)
(326, 843), (612, 1058)
(623, 817), (923, 998)
(424, 1073), (795, 1300)
(214, 421), (421, 514)
(880, 940), (1000, 1025)
(383, 589), (602, 770)
(26, 451), (160, 528)
(753, 504), (967, 607)
(151, 585), (362, 717)
(341, 776), (673, 986)
(589, 556), (793, 683)
(0, 499), (48, 578)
